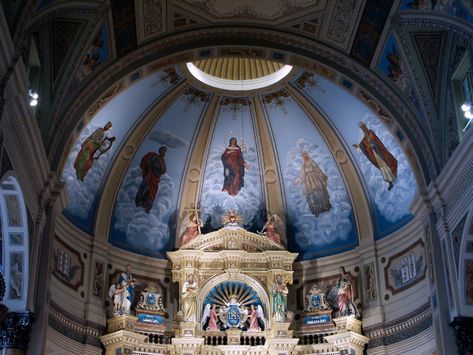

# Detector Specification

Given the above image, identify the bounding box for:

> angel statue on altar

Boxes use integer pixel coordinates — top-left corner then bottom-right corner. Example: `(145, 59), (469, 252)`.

(181, 212), (203, 246)
(201, 304), (220, 331)
(259, 214), (283, 244)
(248, 304), (265, 331)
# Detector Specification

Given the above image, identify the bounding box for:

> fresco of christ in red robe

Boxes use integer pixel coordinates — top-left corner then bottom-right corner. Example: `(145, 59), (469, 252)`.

(221, 137), (245, 196)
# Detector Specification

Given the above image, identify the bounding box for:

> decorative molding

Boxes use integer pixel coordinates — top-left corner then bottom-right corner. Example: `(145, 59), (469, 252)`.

(365, 302), (432, 348)
(48, 300), (105, 348)
(178, 0), (325, 21)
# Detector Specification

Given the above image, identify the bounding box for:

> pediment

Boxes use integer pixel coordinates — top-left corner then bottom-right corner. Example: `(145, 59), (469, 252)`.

(180, 228), (285, 252)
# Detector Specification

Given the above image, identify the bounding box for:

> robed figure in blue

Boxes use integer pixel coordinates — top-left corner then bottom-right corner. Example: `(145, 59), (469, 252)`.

(119, 264), (136, 314)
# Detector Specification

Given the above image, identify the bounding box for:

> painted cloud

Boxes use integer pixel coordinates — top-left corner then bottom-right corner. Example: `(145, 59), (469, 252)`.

(114, 166), (174, 255)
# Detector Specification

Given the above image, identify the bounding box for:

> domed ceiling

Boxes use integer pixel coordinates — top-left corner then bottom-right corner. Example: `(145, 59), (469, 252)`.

(61, 63), (418, 260)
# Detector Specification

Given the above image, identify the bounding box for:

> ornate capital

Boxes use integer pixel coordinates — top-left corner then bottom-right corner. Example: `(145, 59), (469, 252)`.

(450, 316), (473, 354)
(1, 312), (35, 349)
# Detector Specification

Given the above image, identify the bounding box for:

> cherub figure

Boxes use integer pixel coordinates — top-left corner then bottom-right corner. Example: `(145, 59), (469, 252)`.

(108, 283), (124, 316)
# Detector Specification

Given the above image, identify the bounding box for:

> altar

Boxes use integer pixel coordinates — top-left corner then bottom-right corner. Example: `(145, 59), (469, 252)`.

(100, 227), (368, 355)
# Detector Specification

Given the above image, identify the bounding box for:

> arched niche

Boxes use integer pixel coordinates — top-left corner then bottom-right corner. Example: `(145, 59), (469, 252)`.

(0, 173), (29, 312)
(197, 273), (271, 329)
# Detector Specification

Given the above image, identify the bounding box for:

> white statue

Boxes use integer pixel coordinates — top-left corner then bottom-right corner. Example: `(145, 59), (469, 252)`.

(182, 274), (198, 322)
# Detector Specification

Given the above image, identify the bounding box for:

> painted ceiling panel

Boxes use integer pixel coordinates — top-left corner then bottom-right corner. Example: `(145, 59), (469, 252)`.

(262, 92), (358, 259)
(60, 63), (420, 259)
(62, 71), (182, 233)
(294, 73), (418, 238)
(200, 98), (264, 232)
(110, 90), (210, 257)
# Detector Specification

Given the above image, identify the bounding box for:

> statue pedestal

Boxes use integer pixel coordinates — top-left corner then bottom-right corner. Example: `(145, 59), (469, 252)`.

(324, 317), (369, 355)
(225, 328), (242, 345)
(172, 337), (205, 354)
(263, 322), (299, 355)
(179, 321), (198, 337)
(270, 321), (293, 338)
(106, 314), (137, 333)
(100, 330), (147, 355)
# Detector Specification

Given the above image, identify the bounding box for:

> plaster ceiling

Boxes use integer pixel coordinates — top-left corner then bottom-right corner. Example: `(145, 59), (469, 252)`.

(61, 64), (418, 260)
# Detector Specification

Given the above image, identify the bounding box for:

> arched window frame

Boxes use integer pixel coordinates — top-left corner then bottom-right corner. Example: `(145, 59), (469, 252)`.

(0, 174), (29, 311)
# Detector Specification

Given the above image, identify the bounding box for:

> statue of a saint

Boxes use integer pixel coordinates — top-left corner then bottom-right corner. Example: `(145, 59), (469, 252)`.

(182, 274), (198, 322)
(270, 275), (289, 322)
(118, 264), (137, 314)
(336, 267), (359, 317)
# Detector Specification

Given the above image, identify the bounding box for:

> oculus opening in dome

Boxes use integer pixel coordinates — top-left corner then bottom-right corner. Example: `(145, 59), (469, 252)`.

(187, 58), (293, 91)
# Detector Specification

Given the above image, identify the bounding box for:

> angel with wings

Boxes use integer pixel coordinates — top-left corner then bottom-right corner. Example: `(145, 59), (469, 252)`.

(259, 214), (283, 244)
(248, 304), (265, 331)
(180, 212), (203, 246)
(201, 304), (220, 331)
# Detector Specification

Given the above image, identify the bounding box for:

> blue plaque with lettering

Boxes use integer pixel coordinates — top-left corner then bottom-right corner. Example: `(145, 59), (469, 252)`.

(138, 314), (165, 324)
(303, 314), (331, 326)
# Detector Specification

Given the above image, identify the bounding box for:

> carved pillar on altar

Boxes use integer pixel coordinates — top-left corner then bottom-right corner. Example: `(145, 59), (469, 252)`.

(324, 316), (369, 355)
(0, 312), (34, 355)
(265, 322), (299, 355)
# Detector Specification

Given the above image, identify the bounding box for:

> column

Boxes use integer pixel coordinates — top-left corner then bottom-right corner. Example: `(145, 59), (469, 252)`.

(0, 312), (34, 355)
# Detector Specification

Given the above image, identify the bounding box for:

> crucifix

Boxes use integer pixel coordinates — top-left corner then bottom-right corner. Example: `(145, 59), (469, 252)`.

(184, 202), (202, 235)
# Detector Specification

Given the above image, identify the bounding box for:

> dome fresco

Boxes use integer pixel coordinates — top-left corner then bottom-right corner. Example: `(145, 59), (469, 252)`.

(61, 65), (418, 259)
